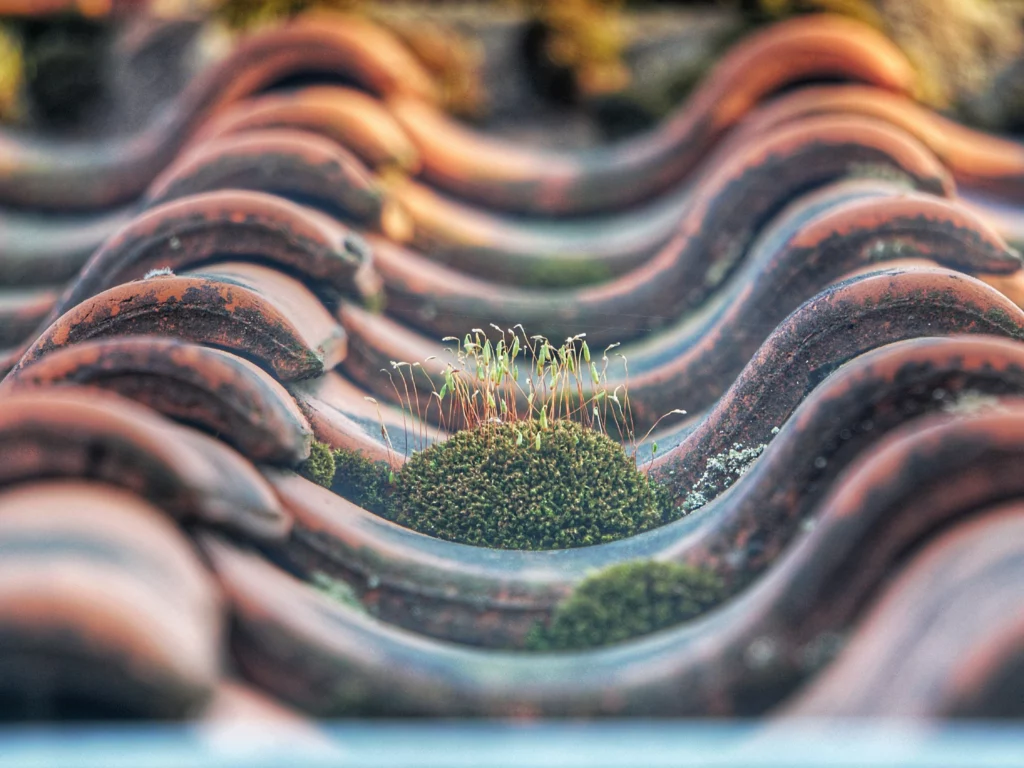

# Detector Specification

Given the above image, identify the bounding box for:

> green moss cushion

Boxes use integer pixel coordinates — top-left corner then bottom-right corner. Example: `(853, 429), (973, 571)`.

(527, 560), (724, 650)
(388, 420), (666, 550)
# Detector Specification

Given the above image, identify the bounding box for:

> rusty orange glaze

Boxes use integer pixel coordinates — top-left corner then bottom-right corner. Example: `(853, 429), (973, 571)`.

(778, 504), (1024, 719)
(42, 190), (379, 332)
(369, 192), (1020, 346)
(10, 263), (347, 382)
(340, 263), (1024, 435)
(188, 87), (421, 174)
(0, 480), (222, 719)
(275, 336), (1024, 647)
(0, 287), (60, 349)
(380, 175), (689, 286)
(288, 372), (443, 464)
(0, 387), (289, 538)
(0, 13), (437, 211)
(388, 15), (914, 215)
(144, 130), (389, 229)
(729, 85), (1024, 202)
(398, 115), (953, 335)
(1, 336), (313, 465)
(209, 403), (1024, 715)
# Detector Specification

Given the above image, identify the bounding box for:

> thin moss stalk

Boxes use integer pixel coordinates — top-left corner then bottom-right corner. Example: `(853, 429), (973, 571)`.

(526, 560), (724, 651)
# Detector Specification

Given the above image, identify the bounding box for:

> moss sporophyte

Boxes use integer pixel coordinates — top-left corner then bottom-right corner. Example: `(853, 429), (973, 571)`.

(305, 327), (769, 550)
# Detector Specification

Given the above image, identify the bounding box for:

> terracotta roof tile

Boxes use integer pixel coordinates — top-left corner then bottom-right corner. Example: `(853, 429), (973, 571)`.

(0, 480), (221, 719)
(2, 336), (313, 464)
(780, 504), (1024, 718)
(13, 263), (347, 381)
(207, 401), (1024, 717)
(272, 336), (1024, 647)
(0, 6), (1023, 726)
(0, 388), (289, 538)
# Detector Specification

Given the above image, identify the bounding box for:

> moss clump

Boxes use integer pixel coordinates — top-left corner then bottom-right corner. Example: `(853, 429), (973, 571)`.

(386, 420), (666, 551)
(299, 441), (336, 488)
(331, 447), (392, 516)
(526, 560), (724, 651)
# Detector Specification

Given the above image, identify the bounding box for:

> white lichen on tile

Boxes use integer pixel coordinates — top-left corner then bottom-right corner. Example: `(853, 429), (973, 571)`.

(682, 441), (767, 513)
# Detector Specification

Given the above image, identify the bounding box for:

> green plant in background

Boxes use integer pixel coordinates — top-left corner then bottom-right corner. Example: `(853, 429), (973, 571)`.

(526, 560), (724, 650)
(0, 23), (23, 123)
(215, 0), (364, 30)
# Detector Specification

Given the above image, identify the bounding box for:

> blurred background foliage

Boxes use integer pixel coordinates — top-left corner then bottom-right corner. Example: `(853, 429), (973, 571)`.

(0, 0), (1022, 133)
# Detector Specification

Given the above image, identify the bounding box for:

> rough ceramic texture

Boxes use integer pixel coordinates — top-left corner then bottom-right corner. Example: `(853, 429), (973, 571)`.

(275, 335), (1024, 646)
(0, 9), (1023, 724)
(0, 13), (437, 211)
(210, 403), (1024, 716)
(389, 14), (916, 215)
(2, 336), (313, 465)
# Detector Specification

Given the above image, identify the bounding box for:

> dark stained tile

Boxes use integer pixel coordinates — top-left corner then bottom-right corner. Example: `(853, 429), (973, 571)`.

(2, 336), (313, 465)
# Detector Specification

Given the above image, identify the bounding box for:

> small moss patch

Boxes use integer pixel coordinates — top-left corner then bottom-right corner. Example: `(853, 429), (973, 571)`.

(526, 560), (724, 651)
(386, 420), (667, 550)
(299, 441), (336, 488)
(331, 447), (392, 516)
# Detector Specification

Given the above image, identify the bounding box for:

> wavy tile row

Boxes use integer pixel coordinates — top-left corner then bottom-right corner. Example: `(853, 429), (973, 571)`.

(0, 9), (1023, 723)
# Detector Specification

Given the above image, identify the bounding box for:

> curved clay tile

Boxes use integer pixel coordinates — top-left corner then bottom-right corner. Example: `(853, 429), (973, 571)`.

(382, 172), (691, 287)
(0, 480), (221, 719)
(189, 87), (420, 174)
(0, 13), (436, 211)
(779, 504), (1024, 719)
(388, 14), (915, 215)
(0, 387), (288, 538)
(210, 403), (1024, 716)
(144, 130), (392, 231)
(289, 372), (443, 464)
(727, 85), (1024, 203)
(0, 288), (60, 349)
(0, 208), (134, 288)
(12, 263), (347, 382)
(389, 115), (953, 296)
(338, 266), (1024, 432)
(44, 190), (381, 330)
(372, 190), (1020, 346)
(2, 337), (312, 466)
(275, 335), (1024, 647)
